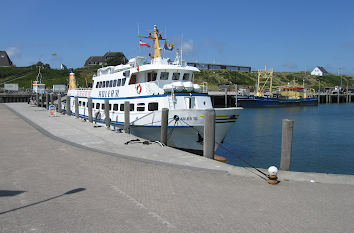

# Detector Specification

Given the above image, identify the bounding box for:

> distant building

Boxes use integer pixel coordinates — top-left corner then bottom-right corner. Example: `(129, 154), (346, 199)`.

(0, 51), (13, 67)
(187, 62), (251, 72)
(84, 52), (124, 67)
(311, 66), (328, 76)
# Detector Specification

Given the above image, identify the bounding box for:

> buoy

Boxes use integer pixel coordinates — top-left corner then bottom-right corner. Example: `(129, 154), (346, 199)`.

(267, 166), (279, 185)
(214, 154), (227, 163)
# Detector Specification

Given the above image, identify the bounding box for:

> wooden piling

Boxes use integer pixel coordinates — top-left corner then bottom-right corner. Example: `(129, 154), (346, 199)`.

(104, 99), (110, 128)
(36, 93), (39, 106)
(337, 93), (340, 104)
(88, 98), (93, 123)
(41, 93), (44, 108)
(46, 93), (49, 109)
(75, 96), (79, 118)
(280, 119), (294, 171)
(66, 96), (71, 116)
(203, 109), (216, 159)
(160, 108), (169, 145)
(124, 101), (130, 134)
(58, 94), (62, 113)
(224, 88), (228, 107)
(50, 93), (54, 106)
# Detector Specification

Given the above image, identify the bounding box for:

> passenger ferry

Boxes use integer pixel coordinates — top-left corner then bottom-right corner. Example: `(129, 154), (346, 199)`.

(66, 25), (242, 153)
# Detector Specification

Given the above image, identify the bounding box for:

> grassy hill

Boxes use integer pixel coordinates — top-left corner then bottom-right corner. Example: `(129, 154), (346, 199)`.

(194, 70), (354, 90)
(1, 66), (353, 91)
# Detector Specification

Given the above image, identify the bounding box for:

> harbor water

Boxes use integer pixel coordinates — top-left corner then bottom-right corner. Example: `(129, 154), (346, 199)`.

(217, 103), (354, 175)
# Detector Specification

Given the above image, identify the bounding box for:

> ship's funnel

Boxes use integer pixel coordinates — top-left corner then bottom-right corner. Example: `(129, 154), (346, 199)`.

(68, 72), (77, 90)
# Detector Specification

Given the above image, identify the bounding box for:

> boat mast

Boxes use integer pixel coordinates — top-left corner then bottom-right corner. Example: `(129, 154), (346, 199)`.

(139, 25), (165, 59)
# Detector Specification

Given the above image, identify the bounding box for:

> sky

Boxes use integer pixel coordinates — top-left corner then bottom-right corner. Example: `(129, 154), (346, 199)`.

(2, 0), (354, 74)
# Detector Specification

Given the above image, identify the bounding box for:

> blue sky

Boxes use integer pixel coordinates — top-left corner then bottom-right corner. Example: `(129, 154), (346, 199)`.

(3, 0), (354, 74)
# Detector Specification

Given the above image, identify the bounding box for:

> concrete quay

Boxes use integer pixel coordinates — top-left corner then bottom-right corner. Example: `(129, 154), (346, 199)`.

(1, 103), (354, 233)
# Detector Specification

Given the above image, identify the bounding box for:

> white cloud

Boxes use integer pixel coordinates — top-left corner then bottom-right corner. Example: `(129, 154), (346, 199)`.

(182, 40), (194, 52)
(6, 47), (21, 58)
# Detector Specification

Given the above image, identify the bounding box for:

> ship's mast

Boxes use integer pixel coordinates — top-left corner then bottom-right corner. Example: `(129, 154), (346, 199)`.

(139, 25), (165, 59)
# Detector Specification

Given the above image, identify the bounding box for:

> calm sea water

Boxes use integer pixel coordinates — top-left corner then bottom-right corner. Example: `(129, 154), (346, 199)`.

(217, 103), (354, 175)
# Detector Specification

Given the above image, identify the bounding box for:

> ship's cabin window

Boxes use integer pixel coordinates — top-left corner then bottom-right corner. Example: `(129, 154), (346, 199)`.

(99, 82), (103, 88)
(147, 72), (157, 82)
(109, 80), (113, 87)
(83, 102), (86, 107)
(113, 104), (118, 111)
(102, 104), (105, 110)
(117, 79), (121, 86)
(137, 103), (145, 111)
(172, 72), (180, 80)
(79, 101), (82, 105)
(183, 73), (190, 81)
(129, 75), (136, 85)
(124, 70), (130, 77)
(102, 81), (106, 88)
(113, 80), (117, 87)
(96, 82), (99, 88)
(160, 72), (169, 80)
(122, 78), (126, 86)
(109, 104), (112, 110)
(106, 81), (109, 87)
(119, 103), (134, 111)
(148, 102), (158, 111)
(96, 103), (100, 109)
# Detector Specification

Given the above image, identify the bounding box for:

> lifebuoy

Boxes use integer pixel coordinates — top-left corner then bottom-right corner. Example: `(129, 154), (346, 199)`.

(136, 84), (142, 94)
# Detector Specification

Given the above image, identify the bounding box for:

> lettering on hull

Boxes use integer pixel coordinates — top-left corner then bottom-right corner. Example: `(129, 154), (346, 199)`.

(98, 90), (119, 98)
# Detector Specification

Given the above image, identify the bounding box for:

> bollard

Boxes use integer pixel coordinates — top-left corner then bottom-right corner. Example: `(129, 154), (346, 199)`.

(46, 92), (49, 109)
(104, 99), (110, 128)
(41, 93), (44, 108)
(88, 98), (93, 123)
(58, 94), (62, 113)
(124, 101), (130, 134)
(160, 108), (169, 145)
(280, 119), (294, 171)
(75, 96), (79, 118)
(66, 95), (71, 116)
(203, 109), (215, 159)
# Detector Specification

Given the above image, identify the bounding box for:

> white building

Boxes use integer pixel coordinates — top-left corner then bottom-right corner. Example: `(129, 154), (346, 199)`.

(311, 66), (328, 76)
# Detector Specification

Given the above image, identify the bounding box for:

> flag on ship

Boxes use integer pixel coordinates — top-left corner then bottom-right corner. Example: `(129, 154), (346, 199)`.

(139, 40), (151, 47)
(164, 41), (174, 51)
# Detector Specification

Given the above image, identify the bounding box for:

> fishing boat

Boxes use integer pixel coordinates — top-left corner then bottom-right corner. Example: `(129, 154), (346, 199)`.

(238, 67), (318, 107)
(65, 25), (242, 153)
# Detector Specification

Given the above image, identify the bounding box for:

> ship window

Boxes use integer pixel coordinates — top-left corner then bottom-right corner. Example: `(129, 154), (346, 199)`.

(113, 80), (117, 87)
(147, 72), (157, 82)
(122, 78), (126, 86)
(129, 75), (136, 85)
(120, 104), (124, 111)
(79, 101), (82, 106)
(83, 102), (86, 107)
(137, 103), (145, 111)
(102, 104), (105, 110)
(102, 81), (106, 88)
(106, 81), (109, 87)
(117, 79), (121, 86)
(183, 73), (190, 80)
(130, 104), (134, 111)
(109, 80), (113, 87)
(113, 104), (118, 111)
(96, 82), (99, 88)
(99, 82), (102, 88)
(96, 103), (100, 109)
(160, 72), (169, 80)
(109, 104), (112, 110)
(172, 72), (180, 80)
(148, 102), (158, 111)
